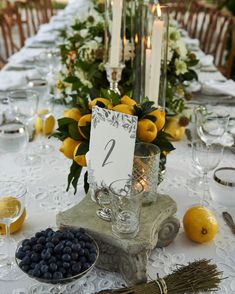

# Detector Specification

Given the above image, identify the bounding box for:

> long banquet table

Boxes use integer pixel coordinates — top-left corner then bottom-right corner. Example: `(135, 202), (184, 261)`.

(0, 1), (235, 293)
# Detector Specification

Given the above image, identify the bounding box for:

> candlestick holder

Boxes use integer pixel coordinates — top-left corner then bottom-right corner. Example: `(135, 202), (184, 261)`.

(105, 63), (125, 94)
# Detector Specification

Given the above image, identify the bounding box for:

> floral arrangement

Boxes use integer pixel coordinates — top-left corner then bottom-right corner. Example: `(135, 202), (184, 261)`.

(53, 91), (175, 193)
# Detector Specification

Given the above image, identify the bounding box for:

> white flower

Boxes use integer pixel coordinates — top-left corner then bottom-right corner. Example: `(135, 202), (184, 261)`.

(78, 40), (99, 62)
(168, 26), (181, 46)
(175, 40), (188, 60)
(124, 40), (135, 61)
(80, 29), (89, 38)
(94, 37), (102, 44)
(175, 59), (188, 75)
(75, 69), (92, 89)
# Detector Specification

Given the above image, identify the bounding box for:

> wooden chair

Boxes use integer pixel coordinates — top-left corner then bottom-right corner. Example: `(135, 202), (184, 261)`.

(0, 4), (25, 63)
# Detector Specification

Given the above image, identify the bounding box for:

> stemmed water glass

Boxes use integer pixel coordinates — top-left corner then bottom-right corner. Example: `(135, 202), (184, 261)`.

(0, 181), (26, 280)
(8, 89), (40, 165)
(191, 140), (224, 206)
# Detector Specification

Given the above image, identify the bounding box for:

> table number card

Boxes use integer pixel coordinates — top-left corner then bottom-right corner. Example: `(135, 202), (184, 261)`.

(88, 106), (138, 189)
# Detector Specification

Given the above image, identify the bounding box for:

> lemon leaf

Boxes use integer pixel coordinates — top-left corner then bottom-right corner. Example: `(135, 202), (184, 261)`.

(67, 161), (82, 194)
(68, 123), (84, 141)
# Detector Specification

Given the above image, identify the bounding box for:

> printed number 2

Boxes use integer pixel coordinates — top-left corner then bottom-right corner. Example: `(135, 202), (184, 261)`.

(102, 139), (116, 167)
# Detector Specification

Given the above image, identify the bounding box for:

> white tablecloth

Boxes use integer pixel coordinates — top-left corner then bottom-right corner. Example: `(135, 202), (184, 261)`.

(0, 1), (235, 293)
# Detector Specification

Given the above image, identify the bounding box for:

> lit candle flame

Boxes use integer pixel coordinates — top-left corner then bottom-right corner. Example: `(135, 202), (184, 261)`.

(147, 36), (151, 49)
(135, 34), (139, 44)
(157, 3), (161, 18)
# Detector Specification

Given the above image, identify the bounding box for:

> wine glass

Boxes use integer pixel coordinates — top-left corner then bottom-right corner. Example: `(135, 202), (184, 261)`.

(191, 140), (223, 206)
(8, 90), (41, 165)
(0, 181), (26, 280)
(195, 106), (230, 145)
(36, 94), (55, 154)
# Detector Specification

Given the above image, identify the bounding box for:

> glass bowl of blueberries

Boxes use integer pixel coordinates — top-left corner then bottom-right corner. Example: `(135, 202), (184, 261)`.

(15, 227), (99, 286)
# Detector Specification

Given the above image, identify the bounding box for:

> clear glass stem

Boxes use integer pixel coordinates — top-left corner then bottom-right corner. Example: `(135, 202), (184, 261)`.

(202, 172), (210, 206)
(5, 223), (12, 268)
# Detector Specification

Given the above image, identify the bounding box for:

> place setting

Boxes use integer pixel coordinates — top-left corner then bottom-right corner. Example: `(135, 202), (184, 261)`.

(1, 0), (235, 293)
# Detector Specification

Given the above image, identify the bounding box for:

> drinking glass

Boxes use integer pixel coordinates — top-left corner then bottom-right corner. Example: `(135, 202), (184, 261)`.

(195, 106), (230, 145)
(0, 120), (28, 153)
(36, 95), (55, 154)
(109, 179), (144, 239)
(0, 181), (26, 280)
(132, 143), (160, 205)
(191, 140), (223, 206)
(8, 90), (40, 165)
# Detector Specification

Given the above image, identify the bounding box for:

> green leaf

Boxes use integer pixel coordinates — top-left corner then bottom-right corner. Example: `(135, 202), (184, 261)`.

(67, 161), (82, 194)
(68, 123), (84, 141)
(83, 171), (89, 194)
(79, 125), (91, 139)
(50, 132), (67, 141)
(75, 141), (89, 156)
(58, 117), (76, 128)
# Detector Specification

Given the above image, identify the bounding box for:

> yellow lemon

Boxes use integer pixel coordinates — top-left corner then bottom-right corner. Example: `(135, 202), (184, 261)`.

(149, 109), (165, 131)
(60, 137), (80, 159)
(78, 114), (92, 139)
(137, 119), (157, 143)
(0, 196), (21, 219)
(89, 98), (113, 110)
(120, 95), (137, 106)
(0, 209), (26, 234)
(112, 104), (134, 115)
(164, 116), (185, 141)
(183, 206), (218, 243)
(73, 143), (87, 167)
(34, 115), (55, 136)
(37, 108), (49, 116)
(64, 108), (81, 122)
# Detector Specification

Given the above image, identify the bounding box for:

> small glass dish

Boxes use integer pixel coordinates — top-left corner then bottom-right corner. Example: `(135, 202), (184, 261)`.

(15, 228), (99, 291)
(210, 167), (235, 207)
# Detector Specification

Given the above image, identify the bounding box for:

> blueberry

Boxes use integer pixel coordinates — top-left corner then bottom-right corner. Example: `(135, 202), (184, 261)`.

(49, 256), (57, 264)
(57, 260), (63, 267)
(70, 260), (76, 266)
(49, 263), (58, 272)
(41, 265), (49, 273)
(37, 236), (46, 244)
(62, 262), (70, 269)
(54, 243), (64, 254)
(53, 271), (63, 280)
(41, 250), (51, 260)
(45, 237), (53, 243)
(65, 241), (73, 247)
(22, 256), (31, 265)
(67, 232), (74, 240)
(46, 242), (54, 249)
(22, 239), (30, 246)
(71, 252), (78, 261)
(45, 228), (53, 235)
(63, 246), (72, 254)
(16, 249), (25, 260)
(54, 232), (62, 240)
(82, 262), (91, 271)
(33, 244), (43, 253)
(89, 246), (97, 254)
(29, 237), (37, 246)
(71, 243), (81, 252)
(71, 263), (81, 274)
(78, 248), (85, 256)
(79, 241), (85, 248)
(28, 269), (34, 276)
(62, 254), (71, 262)
(32, 268), (41, 277)
(22, 245), (31, 252)
(51, 237), (59, 245)
(39, 260), (46, 266)
(35, 232), (43, 238)
(30, 262), (37, 269)
(81, 234), (90, 242)
(84, 248), (89, 257)
(21, 264), (30, 272)
(58, 267), (66, 274)
(31, 253), (40, 262)
(43, 272), (52, 279)
(79, 256), (87, 264)
(89, 253), (97, 263)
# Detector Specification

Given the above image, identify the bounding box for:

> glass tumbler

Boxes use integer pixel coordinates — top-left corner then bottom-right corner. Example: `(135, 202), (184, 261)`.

(132, 142), (160, 205)
(109, 179), (144, 239)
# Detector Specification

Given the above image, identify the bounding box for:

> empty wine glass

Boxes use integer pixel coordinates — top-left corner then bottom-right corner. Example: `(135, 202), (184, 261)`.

(192, 140), (223, 206)
(0, 181), (26, 280)
(8, 90), (40, 165)
(195, 106), (230, 146)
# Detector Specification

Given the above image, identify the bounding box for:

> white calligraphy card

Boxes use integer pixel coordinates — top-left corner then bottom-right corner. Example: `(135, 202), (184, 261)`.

(88, 106), (138, 189)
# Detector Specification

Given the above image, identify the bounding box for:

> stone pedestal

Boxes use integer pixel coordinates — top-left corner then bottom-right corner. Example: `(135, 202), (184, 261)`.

(57, 194), (180, 286)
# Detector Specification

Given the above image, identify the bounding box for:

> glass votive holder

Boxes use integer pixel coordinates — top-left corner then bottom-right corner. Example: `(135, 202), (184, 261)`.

(210, 167), (235, 207)
(109, 179), (144, 239)
(132, 142), (160, 205)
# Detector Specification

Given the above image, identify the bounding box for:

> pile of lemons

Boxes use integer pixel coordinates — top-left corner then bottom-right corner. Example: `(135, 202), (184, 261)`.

(59, 96), (166, 166)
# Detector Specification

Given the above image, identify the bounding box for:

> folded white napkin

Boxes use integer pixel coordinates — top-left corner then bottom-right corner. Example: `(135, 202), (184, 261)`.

(200, 55), (214, 67)
(9, 48), (47, 64)
(186, 80), (201, 93)
(39, 22), (67, 34)
(0, 70), (39, 91)
(202, 80), (235, 97)
(25, 33), (58, 46)
(182, 37), (200, 48)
